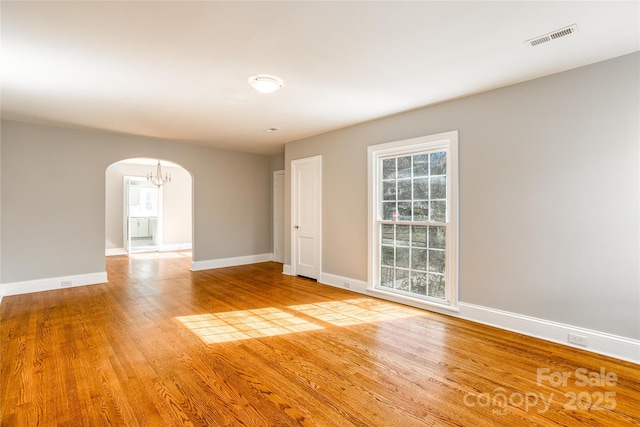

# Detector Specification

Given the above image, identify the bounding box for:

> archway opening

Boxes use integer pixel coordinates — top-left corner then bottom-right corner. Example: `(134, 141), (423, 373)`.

(105, 158), (193, 260)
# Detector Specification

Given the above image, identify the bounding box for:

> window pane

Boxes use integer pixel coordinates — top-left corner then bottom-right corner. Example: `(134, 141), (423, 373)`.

(380, 267), (394, 288)
(411, 272), (428, 295)
(428, 249), (445, 274)
(428, 226), (446, 249)
(411, 248), (427, 270)
(397, 202), (412, 221)
(396, 269), (410, 290)
(396, 247), (410, 268)
(413, 154), (429, 177)
(383, 202), (396, 220)
(430, 151), (446, 175)
(382, 247), (395, 266)
(397, 179), (412, 200)
(396, 225), (410, 246)
(430, 201), (446, 222)
(374, 139), (454, 306)
(397, 156), (412, 178)
(411, 226), (427, 247)
(381, 224), (395, 245)
(413, 178), (429, 199)
(430, 176), (446, 199)
(412, 201), (429, 221)
(428, 274), (445, 298)
(383, 181), (396, 200)
(383, 158), (396, 179)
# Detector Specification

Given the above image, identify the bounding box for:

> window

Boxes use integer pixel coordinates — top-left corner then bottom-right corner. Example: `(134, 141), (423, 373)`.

(368, 131), (458, 309)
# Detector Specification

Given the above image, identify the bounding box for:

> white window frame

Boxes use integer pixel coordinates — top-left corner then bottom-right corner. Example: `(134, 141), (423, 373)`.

(367, 131), (459, 311)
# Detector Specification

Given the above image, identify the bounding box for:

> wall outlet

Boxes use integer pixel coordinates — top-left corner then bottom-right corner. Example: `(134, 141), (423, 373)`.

(343, 281), (351, 289)
(568, 333), (588, 347)
(61, 280), (73, 288)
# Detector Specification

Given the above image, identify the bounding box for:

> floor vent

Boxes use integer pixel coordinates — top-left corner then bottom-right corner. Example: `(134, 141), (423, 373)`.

(525, 25), (578, 47)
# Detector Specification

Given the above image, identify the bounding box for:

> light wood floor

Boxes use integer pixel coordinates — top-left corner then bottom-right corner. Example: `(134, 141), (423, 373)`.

(1, 253), (639, 426)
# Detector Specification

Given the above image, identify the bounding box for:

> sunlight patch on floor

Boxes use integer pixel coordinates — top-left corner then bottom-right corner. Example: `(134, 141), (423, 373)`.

(176, 307), (323, 344)
(288, 298), (420, 327)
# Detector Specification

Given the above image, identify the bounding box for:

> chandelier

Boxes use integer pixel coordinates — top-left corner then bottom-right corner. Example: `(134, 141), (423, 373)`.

(147, 160), (171, 187)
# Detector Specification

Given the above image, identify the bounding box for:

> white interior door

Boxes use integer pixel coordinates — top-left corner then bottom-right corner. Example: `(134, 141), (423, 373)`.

(291, 156), (321, 279)
(273, 170), (285, 263)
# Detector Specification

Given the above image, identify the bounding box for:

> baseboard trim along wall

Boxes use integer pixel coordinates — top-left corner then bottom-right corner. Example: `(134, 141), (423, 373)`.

(160, 243), (192, 252)
(456, 302), (640, 365)
(106, 243), (193, 257)
(191, 253), (272, 271)
(317, 271), (639, 364)
(106, 248), (128, 256)
(1, 271), (108, 297)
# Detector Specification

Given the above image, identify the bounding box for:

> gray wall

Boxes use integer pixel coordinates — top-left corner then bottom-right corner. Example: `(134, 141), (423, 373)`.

(284, 52), (639, 339)
(105, 162), (192, 251)
(1, 121), (272, 283)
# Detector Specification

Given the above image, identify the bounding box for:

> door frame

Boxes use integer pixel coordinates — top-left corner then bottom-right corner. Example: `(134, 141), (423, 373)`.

(273, 170), (285, 263)
(290, 155), (322, 278)
(123, 175), (163, 254)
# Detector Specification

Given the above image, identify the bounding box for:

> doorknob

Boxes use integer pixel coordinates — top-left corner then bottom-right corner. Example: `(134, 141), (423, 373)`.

(294, 225), (299, 229)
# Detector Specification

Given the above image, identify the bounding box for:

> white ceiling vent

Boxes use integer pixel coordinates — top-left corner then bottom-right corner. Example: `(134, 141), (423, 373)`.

(525, 24), (578, 47)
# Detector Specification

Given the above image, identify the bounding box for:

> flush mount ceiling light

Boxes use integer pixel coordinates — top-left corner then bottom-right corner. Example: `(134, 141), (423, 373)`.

(248, 75), (284, 94)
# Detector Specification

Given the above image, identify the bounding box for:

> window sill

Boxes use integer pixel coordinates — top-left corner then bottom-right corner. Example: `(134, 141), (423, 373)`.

(367, 287), (459, 313)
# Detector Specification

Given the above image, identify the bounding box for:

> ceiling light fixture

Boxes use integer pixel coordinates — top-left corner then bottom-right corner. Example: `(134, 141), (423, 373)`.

(147, 160), (171, 187)
(248, 75), (284, 94)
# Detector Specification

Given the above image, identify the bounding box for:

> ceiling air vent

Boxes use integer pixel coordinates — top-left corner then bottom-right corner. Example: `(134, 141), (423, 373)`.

(525, 24), (578, 47)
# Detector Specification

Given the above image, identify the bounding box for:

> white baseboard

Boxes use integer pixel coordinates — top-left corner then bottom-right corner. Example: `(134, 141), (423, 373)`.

(159, 243), (192, 252)
(106, 243), (192, 257)
(1, 271), (108, 297)
(457, 302), (640, 364)
(191, 253), (272, 271)
(106, 248), (127, 256)
(282, 264), (293, 275)
(318, 271), (639, 364)
(320, 271), (368, 292)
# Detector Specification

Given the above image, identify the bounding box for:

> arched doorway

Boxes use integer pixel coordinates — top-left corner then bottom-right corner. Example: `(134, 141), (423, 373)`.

(105, 158), (193, 258)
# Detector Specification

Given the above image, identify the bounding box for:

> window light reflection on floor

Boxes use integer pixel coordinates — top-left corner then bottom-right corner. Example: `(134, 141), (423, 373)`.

(176, 307), (323, 344)
(288, 298), (420, 327)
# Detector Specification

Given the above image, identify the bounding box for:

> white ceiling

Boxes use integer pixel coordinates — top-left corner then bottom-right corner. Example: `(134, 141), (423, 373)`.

(2, 1), (638, 155)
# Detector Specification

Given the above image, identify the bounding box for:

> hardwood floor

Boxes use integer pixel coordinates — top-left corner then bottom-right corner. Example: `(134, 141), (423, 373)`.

(1, 253), (639, 426)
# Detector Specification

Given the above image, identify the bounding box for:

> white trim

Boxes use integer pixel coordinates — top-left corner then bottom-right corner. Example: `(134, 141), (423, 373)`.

(320, 272), (460, 314)
(159, 243), (192, 252)
(1, 271), (108, 297)
(318, 271), (638, 364)
(367, 130), (459, 309)
(458, 302), (640, 364)
(282, 264), (293, 275)
(191, 253), (272, 271)
(320, 272), (369, 292)
(107, 244), (192, 256)
(106, 248), (128, 256)
(273, 170), (285, 263)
